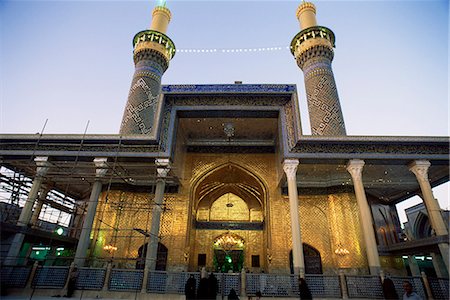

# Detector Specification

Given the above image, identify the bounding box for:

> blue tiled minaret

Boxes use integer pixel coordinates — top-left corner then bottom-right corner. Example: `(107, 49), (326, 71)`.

(290, 2), (346, 136)
(120, 4), (176, 135)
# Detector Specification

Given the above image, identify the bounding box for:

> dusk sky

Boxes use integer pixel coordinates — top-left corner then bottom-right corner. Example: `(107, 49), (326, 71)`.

(0, 0), (448, 221)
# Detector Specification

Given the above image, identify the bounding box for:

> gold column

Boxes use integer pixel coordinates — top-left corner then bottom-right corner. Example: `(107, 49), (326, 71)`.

(346, 159), (381, 274)
(409, 160), (449, 272)
(283, 159), (305, 276)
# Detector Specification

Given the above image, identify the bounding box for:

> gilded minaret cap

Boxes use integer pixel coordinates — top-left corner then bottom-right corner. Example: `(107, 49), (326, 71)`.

(296, 2), (317, 30)
(132, 5), (176, 64)
(150, 6), (172, 34)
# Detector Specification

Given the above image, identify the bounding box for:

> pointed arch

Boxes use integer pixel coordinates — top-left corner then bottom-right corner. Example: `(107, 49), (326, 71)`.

(192, 162), (268, 213)
(414, 212), (432, 239)
(289, 243), (323, 274)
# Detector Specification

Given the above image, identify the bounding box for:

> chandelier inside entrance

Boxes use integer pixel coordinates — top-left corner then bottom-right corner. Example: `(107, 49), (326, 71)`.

(213, 233), (244, 252)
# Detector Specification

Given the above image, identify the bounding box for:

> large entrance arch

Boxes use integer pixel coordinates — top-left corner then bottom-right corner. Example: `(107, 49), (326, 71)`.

(188, 163), (268, 271)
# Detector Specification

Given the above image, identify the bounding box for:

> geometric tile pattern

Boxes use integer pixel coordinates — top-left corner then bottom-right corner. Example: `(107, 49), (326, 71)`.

(120, 47), (168, 135)
(120, 77), (160, 135)
(304, 64), (346, 136)
(297, 45), (346, 136)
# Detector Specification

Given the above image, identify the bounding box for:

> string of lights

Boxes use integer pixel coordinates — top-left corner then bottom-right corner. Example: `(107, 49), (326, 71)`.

(176, 46), (291, 53)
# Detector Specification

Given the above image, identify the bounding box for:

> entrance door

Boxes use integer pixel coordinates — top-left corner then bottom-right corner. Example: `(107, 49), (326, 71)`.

(289, 244), (323, 274)
(214, 249), (243, 272)
(136, 242), (168, 270)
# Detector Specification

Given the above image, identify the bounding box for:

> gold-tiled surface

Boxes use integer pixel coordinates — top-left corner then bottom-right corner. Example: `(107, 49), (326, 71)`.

(91, 154), (371, 273)
(209, 193), (250, 221)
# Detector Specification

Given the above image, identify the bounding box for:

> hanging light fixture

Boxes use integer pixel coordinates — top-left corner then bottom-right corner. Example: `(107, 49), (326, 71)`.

(103, 244), (118, 254)
(334, 243), (349, 256)
(214, 233), (244, 253)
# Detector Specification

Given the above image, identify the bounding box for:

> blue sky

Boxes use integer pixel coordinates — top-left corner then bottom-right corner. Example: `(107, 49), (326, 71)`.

(0, 0), (448, 220)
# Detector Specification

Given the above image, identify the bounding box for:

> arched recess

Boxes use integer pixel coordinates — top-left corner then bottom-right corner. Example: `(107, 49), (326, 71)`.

(187, 162), (269, 271)
(414, 212), (432, 239)
(194, 163), (266, 215)
(136, 242), (168, 270)
(289, 244), (323, 274)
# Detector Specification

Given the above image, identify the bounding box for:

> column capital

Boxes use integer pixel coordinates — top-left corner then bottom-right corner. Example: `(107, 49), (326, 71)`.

(38, 186), (51, 200)
(346, 159), (365, 180)
(94, 158), (108, 178)
(34, 156), (50, 177)
(283, 159), (299, 180)
(156, 158), (170, 178)
(408, 160), (430, 182)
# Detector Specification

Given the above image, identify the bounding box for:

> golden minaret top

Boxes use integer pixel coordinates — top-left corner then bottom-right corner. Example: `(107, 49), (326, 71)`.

(296, 2), (317, 30)
(150, 6), (172, 33)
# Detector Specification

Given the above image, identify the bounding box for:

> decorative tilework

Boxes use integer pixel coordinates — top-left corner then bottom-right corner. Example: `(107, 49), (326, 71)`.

(304, 67), (346, 136)
(120, 77), (160, 135)
(162, 84), (296, 94)
(294, 43), (346, 136)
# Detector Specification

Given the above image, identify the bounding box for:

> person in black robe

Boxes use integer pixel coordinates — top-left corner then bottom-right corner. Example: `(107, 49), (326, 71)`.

(298, 278), (312, 300)
(197, 277), (210, 299)
(382, 277), (399, 299)
(228, 288), (239, 300)
(185, 274), (197, 300)
(207, 273), (218, 299)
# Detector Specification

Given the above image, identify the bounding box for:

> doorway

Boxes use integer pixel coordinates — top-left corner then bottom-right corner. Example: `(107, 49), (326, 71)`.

(214, 249), (244, 272)
(289, 244), (323, 274)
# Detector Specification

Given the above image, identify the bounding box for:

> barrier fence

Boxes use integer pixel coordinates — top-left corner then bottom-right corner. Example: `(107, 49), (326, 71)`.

(1, 265), (448, 299)
(345, 275), (384, 299)
(31, 266), (69, 289)
(75, 267), (106, 290)
(428, 277), (450, 300)
(0, 265), (32, 288)
(108, 269), (143, 291)
(389, 276), (426, 300)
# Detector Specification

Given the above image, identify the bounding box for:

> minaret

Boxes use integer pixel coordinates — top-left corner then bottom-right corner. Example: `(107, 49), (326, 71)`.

(120, 2), (176, 135)
(290, 2), (346, 136)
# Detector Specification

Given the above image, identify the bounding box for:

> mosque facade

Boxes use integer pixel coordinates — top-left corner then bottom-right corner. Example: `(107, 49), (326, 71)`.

(1, 1), (449, 285)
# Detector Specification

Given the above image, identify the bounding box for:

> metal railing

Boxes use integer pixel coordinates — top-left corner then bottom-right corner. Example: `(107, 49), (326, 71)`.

(390, 276), (426, 300)
(147, 271), (199, 294)
(346, 275), (383, 299)
(247, 274), (297, 297)
(3, 265), (448, 299)
(32, 266), (69, 289)
(428, 277), (449, 300)
(75, 267), (106, 290)
(306, 274), (342, 298)
(108, 269), (143, 291)
(0, 265), (32, 288)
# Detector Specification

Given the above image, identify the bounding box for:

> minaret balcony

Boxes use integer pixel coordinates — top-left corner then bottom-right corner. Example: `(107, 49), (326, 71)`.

(290, 25), (335, 56)
(133, 30), (176, 61)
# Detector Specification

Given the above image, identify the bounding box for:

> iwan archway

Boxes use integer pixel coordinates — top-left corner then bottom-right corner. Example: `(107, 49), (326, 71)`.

(188, 163), (268, 272)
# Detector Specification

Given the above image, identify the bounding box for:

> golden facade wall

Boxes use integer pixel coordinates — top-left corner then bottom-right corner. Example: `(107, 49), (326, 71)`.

(90, 153), (370, 274)
(90, 190), (189, 270)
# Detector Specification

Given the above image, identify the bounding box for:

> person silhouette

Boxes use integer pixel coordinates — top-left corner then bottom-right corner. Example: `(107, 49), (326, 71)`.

(185, 274), (197, 300)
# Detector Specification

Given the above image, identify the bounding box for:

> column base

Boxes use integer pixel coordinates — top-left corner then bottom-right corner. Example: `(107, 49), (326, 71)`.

(369, 265), (381, 276)
(4, 233), (25, 265)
